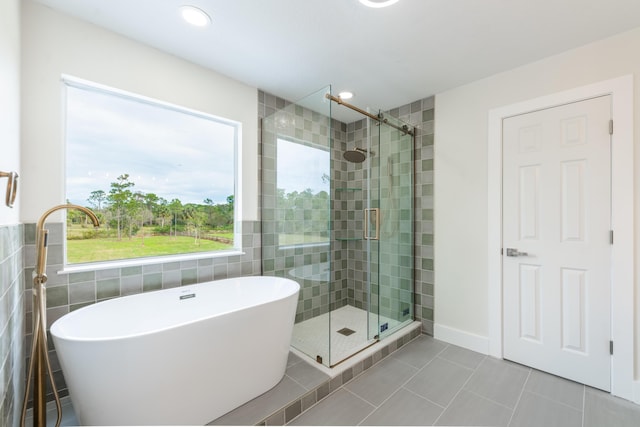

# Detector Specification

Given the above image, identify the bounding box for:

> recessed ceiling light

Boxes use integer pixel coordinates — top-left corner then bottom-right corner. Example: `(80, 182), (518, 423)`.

(338, 91), (354, 100)
(358, 0), (400, 8)
(180, 5), (211, 27)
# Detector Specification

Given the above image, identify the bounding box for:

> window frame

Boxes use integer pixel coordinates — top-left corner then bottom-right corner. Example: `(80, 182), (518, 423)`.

(61, 75), (242, 270)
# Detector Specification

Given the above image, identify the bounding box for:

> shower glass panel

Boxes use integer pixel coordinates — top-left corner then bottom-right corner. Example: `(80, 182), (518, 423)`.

(261, 86), (333, 366)
(370, 112), (414, 339)
(262, 86), (413, 368)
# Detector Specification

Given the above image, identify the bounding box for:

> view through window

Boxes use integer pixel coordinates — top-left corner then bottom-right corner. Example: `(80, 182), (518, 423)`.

(64, 79), (239, 264)
(276, 138), (330, 246)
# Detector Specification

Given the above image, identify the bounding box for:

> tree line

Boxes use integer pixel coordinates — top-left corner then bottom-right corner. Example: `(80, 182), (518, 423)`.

(69, 173), (233, 243)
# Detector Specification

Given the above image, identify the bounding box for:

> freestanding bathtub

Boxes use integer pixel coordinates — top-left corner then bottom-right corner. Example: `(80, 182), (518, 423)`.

(50, 276), (300, 426)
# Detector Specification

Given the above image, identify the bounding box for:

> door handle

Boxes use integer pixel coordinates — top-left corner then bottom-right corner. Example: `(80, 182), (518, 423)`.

(364, 208), (380, 240)
(506, 248), (528, 257)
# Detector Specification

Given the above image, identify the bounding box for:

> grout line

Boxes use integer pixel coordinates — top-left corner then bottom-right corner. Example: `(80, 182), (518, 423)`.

(336, 387), (377, 426)
(524, 387), (586, 413)
(283, 373), (314, 392)
(350, 342), (452, 417)
(506, 368), (530, 426)
(432, 354), (489, 426)
(464, 388), (520, 412)
(401, 385), (447, 409)
(434, 352), (486, 371)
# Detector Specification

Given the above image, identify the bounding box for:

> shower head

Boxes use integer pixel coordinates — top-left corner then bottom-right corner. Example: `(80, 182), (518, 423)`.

(343, 147), (373, 163)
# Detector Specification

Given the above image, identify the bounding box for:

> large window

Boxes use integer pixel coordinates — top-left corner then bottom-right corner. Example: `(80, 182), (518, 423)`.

(64, 78), (239, 264)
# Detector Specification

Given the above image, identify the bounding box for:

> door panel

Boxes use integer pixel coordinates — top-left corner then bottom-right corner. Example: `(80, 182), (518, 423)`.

(502, 96), (611, 391)
(518, 264), (541, 342)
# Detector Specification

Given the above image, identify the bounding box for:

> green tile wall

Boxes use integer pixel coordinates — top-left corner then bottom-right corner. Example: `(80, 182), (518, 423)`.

(0, 224), (25, 427)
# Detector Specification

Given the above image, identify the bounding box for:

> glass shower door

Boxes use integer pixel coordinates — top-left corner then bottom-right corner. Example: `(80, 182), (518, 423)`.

(371, 113), (414, 338)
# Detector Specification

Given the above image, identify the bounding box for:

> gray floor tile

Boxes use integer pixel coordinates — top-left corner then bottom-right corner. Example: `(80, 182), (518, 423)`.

(286, 360), (330, 390)
(287, 351), (303, 368)
(209, 375), (307, 425)
(288, 389), (374, 426)
(361, 388), (444, 426)
(584, 387), (640, 427)
(464, 357), (530, 409)
(510, 391), (582, 427)
(524, 369), (584, 410)
(438, 344), (486, 369)
(344, 357), (418, 406)
(390, 335), (447, 368)
(436, 390), (513, 427)
(404, 357), (473, 407)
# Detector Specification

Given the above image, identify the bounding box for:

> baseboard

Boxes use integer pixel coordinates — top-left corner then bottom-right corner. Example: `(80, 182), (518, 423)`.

(434, 323), (490, 355)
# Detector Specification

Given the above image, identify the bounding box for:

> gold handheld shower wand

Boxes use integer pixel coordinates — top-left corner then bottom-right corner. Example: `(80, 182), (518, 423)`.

(20, 204), (100, 427)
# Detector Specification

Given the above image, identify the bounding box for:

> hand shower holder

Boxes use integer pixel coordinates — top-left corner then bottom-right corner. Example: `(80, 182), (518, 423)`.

(0, 171), (19, 208)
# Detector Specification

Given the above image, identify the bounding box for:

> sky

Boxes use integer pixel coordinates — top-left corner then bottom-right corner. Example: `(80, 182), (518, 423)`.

(65, 85), (236, 207)
(276, 138), (329, 194)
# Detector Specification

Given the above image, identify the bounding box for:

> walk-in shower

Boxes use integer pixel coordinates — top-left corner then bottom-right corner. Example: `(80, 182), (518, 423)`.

(261, 86), (414, 367)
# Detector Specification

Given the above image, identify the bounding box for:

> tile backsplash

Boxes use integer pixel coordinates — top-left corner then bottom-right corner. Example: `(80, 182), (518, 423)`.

(0, 224), (25, 427)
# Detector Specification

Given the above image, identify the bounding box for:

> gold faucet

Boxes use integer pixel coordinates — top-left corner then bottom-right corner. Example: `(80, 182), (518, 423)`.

(34, 203), (100, 279)
(22, 204), (99, 427)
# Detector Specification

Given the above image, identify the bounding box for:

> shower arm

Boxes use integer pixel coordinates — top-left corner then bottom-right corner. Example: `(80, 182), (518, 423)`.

(325, 94), (414, 136)
(21, 203), (100, 427)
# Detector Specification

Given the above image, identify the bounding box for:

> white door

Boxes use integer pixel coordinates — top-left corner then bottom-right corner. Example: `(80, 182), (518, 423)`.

(502, 96), (612, 391)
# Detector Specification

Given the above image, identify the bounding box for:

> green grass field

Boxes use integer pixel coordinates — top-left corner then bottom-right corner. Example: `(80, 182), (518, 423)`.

(67, 235), (234, 263)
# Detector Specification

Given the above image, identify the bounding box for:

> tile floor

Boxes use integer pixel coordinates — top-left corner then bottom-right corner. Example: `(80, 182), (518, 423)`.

(29, 334), (640, 426)
(288, 335), (640, 426)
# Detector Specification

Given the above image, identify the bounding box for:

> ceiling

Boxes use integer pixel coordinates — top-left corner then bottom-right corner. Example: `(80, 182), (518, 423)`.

(34, 0), (640, 123)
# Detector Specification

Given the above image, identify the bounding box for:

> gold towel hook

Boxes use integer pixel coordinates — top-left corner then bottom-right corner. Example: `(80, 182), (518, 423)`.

(0, 171), (19, 208)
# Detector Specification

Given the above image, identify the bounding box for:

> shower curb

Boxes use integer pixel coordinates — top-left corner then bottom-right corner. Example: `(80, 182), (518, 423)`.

(258, 322), (423, 426)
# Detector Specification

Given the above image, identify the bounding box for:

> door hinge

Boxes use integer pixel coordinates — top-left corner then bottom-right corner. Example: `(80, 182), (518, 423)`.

(609, 119), (614, 135)
(610, 340), (614, 355)
(610, 230), (614, 244)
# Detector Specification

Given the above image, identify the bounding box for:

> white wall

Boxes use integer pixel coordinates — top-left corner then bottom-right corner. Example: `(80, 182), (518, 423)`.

(21, 0), (258, 223)
(434, 27), (640, 382)
(0, 0), (21, 225)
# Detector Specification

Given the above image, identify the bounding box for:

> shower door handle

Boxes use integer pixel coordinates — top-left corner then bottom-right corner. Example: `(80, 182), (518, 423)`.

(364, 208), (380, 240)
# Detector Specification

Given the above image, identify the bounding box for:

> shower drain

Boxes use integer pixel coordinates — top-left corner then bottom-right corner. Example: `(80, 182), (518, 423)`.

(337, 327), (356, 336)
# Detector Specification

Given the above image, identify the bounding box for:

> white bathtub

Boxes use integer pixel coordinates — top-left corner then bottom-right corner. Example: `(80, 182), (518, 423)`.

(50, 276), (300, 426)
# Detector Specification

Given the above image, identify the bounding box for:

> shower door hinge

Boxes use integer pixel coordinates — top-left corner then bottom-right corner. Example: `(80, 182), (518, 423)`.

(610, 340), (614, 355)
(610, 230), (614, 244)
(609, 119), (614, 135)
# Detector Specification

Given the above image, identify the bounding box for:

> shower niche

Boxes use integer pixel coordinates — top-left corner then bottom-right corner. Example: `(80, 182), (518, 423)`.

(261, 86), (414, 367)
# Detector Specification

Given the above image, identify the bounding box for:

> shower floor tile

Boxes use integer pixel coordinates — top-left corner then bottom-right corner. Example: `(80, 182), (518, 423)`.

(291, 305), (400, 366)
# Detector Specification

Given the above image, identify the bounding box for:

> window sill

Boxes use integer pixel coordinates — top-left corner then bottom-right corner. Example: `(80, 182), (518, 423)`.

(58, 249), (246, 275)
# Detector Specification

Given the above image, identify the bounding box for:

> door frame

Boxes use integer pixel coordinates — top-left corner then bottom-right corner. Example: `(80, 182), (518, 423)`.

(487, 75), (634, 400)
